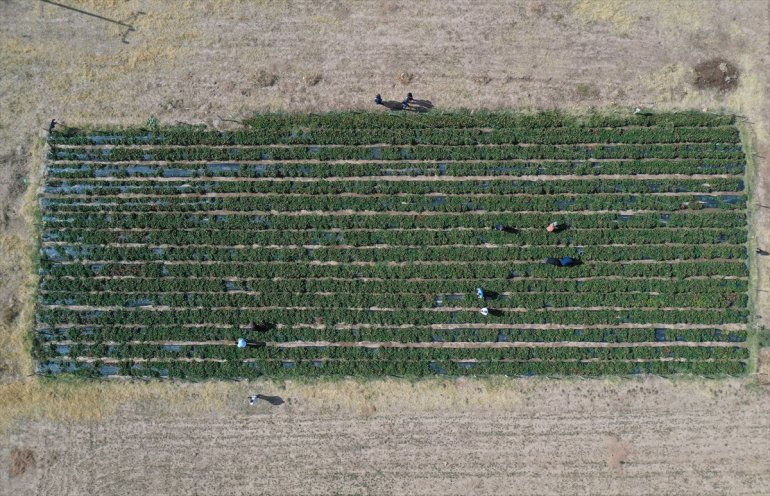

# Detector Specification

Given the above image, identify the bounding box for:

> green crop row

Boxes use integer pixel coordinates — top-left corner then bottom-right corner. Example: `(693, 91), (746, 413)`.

(42, 211), (745, 230)
(39, 290), (746, 310)
(40, 196), (744, 225)
(42, 244), (746, 263)
(35, 325), (747, 344)
(48, 126), (740, 146)
(46, 159), (746, 179)
(37, 342), (749, 362)
(49, 112), (736, 141)
(41, 226), (748, 246)
(50, 143), (744, 162)
(239, 111), (737, 130)
(39, 276), (748, 295)
(42, 177), (745, 200)
(39, 260), (749, 279)
(37, 307), (749, 326)
(37, 358), (747, 379)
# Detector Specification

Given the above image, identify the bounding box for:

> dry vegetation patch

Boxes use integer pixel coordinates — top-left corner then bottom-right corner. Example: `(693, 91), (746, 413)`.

(693, 58), (740, 94)
(254, 69), (278, 88)
(9, 448), (35, 478)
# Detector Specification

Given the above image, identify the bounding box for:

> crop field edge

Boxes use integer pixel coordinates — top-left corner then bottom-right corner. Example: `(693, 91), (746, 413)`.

(738, 117), (762, 374)
(34, 109), (755, 380)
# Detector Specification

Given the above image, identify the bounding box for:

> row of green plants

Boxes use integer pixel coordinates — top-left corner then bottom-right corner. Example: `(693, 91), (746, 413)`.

(49, 126), (740, 146)
(35, 325), (747, 344)
(39, 290), (747, 310)
(49, 112), (736, 141)
(43, 177), (745, 198)
(50, 143), (744, 162)
(40, 196), (744, 222)
(239, 111), (738, 130)
(37, 357), (747, 379)
(42, 211), (745, 229)
(42, 226), (748, 246)
(37, 307), (749, 326)
(40, 260), (749, 279)
(46, 159), (746, 179)
(37, 342), (749, 361)
(43, 244), (746, 263)
(39, 276), (748, 295)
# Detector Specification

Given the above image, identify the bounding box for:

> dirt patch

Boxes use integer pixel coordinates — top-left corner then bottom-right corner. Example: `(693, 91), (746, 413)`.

(758, 348), (770, 385)
(693, 58), (739, 93)
(9, 448), (35, 478)
(398, 72), (414, 85)
(604, 435), (630, 470)
(379, 2), (400, 15)
(0, 147), (30, 230)
(525, 0), (547, 17)
(576, 83), (601, 100)
(254, 69), (278, 88)
(302, 73), (323, 87)
(1, 296), (21, 327)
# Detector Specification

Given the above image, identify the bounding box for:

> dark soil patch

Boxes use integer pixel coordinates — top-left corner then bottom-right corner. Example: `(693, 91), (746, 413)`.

(9, 448), (36, 478)
(693, 58), (739, 93)
(255, 70), (278, 88)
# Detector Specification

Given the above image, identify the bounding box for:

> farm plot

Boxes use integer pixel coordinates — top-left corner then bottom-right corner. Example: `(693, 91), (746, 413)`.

(36, 111), (750, 379)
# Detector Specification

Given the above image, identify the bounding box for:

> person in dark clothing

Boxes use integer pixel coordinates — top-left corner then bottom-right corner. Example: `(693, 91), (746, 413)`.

(401, 100), (409, 110)
(48, 119), (57, 133)
(559, 256), (576, 267)
(406, 92), (413, 102)
(374, 94), (383, 105)
(544, 257), (577, 267)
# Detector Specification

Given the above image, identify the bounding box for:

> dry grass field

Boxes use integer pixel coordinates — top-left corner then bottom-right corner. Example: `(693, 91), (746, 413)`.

(0, 0), (769, 494)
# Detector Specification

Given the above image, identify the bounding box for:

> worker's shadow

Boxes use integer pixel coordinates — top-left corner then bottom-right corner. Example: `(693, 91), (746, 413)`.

(381, 99), (434, 113)
(409, 99), (434, 113)
(244, 341), (267, 348)
(483, 290), (501, 300)
(488, 309), (504, 316)
(381, 100), (405, 111)
(257, 394), (284, 406)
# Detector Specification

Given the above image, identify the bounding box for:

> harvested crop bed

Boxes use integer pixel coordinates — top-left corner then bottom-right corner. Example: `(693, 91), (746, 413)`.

(35, 111), (750, 379)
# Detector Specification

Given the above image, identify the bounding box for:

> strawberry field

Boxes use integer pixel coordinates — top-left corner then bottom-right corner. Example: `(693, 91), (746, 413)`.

(35, 111), (751, 379)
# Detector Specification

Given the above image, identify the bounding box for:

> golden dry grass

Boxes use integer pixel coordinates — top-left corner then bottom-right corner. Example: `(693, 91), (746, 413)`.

(572, 0), (711, 33)
(0, 379), (237, 436)
(571, 0), (635, 32)
(0, 138), (44, 383)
